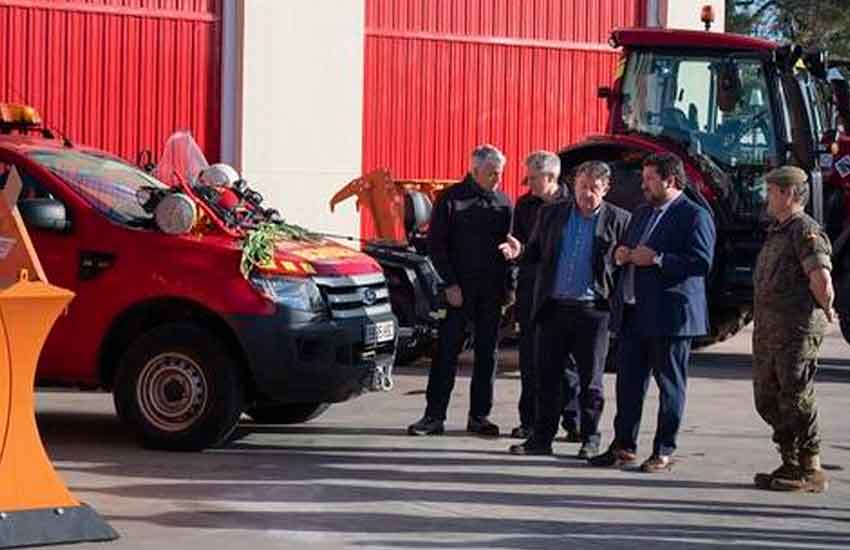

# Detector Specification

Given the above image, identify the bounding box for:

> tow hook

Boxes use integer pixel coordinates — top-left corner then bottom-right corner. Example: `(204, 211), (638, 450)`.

(372, 363), (394, 392)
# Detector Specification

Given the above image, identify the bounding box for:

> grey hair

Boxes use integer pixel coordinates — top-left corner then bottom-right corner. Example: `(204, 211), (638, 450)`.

(525, 150), (561, 179)
(791, 180), (810, 207)
(575, 160), (612, 186)
(471, 144), (506, 170)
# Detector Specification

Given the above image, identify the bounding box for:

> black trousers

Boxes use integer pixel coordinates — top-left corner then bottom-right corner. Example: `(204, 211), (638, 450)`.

(517, 279), (578, 429)
(533, 301), (610, 446)
(425, 279), (503, 421)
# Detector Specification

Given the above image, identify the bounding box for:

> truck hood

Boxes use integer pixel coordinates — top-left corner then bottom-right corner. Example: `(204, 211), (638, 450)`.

(264, 238), (383, 277)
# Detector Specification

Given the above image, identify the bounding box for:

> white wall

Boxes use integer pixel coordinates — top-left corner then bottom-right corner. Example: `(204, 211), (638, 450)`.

(230, 0), (364, 239)
(659, 0), (726, 32)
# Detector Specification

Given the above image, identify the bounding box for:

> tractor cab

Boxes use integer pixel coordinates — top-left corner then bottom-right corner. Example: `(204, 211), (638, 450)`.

(561, 27), (850, 345)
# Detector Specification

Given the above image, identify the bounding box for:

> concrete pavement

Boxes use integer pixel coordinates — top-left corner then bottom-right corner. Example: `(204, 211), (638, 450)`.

(36, 324), (850, 550)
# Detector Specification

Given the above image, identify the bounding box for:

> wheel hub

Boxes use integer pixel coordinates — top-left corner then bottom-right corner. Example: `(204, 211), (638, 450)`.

(137, 353), (208, 433)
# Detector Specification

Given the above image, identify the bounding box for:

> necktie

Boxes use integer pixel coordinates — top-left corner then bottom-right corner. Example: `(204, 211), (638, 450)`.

(624, 208), (662, 305)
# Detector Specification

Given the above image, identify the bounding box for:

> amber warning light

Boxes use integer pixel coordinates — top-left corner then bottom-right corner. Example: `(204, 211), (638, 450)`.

(701, 5), (715, 31)
(0, 103), (42, 127)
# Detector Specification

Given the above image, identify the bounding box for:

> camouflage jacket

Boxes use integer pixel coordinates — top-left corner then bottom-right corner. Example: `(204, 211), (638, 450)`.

(753, 211), (832, 337)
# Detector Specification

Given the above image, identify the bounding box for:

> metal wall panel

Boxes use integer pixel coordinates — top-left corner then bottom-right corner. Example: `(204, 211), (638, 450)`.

(0, 0), (221, 163)
(363, 0), (646, 237)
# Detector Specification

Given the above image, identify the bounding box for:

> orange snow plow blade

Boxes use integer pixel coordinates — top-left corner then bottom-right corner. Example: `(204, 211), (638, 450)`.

(329, 169), (454, 243)
(0, 167), (117, 547)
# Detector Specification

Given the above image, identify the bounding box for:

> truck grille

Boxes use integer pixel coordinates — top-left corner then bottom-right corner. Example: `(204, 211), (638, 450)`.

(313, 273), (392, 320)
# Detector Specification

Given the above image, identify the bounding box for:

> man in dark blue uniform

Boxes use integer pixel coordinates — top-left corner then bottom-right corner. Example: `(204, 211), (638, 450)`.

(408, 144), (514, 437)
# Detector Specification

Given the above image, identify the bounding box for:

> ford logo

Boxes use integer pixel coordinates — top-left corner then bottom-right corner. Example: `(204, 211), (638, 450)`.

(361, 288), (378, 306)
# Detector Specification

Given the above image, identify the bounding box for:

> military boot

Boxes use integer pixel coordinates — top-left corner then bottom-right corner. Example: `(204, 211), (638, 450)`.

(754, 449), (798, 490)
(770, 453), (829, 493)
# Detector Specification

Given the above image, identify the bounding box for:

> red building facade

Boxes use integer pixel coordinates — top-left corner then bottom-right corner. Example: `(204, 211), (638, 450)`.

(362, 0), (646, 236)
(0, 0), (221, 162)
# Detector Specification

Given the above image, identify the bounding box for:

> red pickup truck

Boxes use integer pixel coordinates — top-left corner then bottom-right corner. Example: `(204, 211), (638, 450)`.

(1, 106), (396, 451)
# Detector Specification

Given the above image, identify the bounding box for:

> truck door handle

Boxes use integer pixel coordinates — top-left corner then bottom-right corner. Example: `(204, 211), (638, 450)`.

(79, 251), (115, 280)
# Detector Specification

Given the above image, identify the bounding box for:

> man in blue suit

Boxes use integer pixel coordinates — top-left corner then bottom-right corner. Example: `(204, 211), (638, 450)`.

(590, 152), (716, 473)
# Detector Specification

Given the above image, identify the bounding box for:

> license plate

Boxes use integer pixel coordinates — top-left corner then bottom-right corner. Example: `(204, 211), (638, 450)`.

(365, 320), (395, 344)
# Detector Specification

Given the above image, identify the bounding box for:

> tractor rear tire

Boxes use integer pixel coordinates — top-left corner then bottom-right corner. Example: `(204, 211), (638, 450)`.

(694, 306), (753, 349)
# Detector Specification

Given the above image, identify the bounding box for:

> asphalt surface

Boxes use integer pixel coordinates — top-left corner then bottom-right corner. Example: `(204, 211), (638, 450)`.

(34, 323), (850, 550)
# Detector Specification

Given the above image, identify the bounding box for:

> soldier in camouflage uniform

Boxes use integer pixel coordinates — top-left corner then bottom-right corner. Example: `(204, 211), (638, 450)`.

(752, 166), (836, 493)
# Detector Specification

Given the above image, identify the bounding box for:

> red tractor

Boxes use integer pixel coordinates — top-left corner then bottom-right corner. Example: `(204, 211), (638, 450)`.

(559, 27), (850, 346)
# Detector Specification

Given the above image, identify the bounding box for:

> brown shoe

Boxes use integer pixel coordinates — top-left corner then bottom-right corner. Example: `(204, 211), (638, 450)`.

(769, 453), (829, 493)
(754, 461), (799, 490)
(640, 454), (674, 473)
(588, 447), (637, 467)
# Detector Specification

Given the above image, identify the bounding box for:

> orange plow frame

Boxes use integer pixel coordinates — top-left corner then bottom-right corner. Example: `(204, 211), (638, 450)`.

(0, 167), (117, 547)
(329, 169), (455, 243)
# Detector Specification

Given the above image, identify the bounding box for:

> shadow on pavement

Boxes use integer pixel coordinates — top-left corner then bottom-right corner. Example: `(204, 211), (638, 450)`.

(97, 512), (850, 549)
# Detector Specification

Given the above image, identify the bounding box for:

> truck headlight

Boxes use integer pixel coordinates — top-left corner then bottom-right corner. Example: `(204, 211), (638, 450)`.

(249, 274), (325, 312)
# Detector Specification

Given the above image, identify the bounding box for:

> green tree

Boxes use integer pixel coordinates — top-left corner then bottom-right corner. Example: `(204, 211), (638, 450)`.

(726, 0), (850, 58)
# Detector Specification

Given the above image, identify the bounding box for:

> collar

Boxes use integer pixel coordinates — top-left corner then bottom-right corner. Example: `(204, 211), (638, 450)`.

(768, 210), (804, 233)
(575, 203), (603, 220)
(464, 176), (497, 200)
(522, 184), (568, 205)
(654, 191), (681, 214)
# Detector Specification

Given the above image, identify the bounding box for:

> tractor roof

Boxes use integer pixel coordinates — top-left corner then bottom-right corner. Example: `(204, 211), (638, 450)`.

(611, 28), (777, 54)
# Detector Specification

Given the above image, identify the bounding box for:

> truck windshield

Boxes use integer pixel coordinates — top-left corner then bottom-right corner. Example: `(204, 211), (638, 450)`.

(620, 51), (778, 169)
(28, 149), (168, 226)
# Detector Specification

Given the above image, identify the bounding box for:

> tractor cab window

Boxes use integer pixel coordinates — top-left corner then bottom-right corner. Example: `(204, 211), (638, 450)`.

(620, 50), (779, 219)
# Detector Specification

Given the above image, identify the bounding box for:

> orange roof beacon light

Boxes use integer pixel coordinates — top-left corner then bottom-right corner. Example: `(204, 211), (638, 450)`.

(0, 167), (117, 547)
(0, 103), (42, 128)
(701, 5), (715, 31)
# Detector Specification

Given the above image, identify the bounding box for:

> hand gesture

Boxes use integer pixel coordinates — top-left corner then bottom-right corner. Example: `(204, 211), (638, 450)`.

(630, 245), (657, 267)
(498, 234), (522, 260)
(614, 245), (631, 266)
(825, 307), (836, 323)
(445, 285), (464, 308)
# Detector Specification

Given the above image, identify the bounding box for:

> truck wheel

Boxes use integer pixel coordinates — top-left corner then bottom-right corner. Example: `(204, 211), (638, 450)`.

(245, 403), (330, 424)
(113, 323), (245, 451)
(694, 306), (753, 349)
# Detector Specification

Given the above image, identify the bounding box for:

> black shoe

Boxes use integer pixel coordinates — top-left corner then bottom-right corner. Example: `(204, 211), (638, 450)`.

(467, 415), (500, 437)
(588, 446), (638, 467)
(577, 442), (600, 460)
(510, 425), (533, 439)
(509, 440), (552, 455)
(407, 416), (445, 436)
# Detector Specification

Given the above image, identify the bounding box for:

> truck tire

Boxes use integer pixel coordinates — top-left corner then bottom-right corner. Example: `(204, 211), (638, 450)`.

(113, 323), (245, 451)
(694, 306), (753, 349)
(245, 403), (330, 424)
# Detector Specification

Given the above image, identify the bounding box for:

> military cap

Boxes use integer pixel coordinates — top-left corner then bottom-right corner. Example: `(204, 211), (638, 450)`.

(764, 166), (807, 188)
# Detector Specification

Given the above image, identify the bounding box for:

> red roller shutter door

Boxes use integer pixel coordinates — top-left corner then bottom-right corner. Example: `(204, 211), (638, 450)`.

(0, 0), (221, 163)
(363, 0), (646, 238)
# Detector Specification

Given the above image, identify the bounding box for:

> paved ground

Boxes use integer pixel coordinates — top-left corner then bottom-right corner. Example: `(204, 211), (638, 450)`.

(36, 323), (850, 550)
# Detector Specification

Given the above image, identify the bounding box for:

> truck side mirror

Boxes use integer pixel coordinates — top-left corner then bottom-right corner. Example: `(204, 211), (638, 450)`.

(18, 198), (71, 232)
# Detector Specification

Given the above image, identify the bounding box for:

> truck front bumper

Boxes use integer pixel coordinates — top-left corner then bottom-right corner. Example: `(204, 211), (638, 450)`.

(228, 310), (397, 405)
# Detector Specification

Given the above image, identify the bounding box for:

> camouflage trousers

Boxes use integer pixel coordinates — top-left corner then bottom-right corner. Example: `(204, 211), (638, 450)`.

(752, 330), (822, 455)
